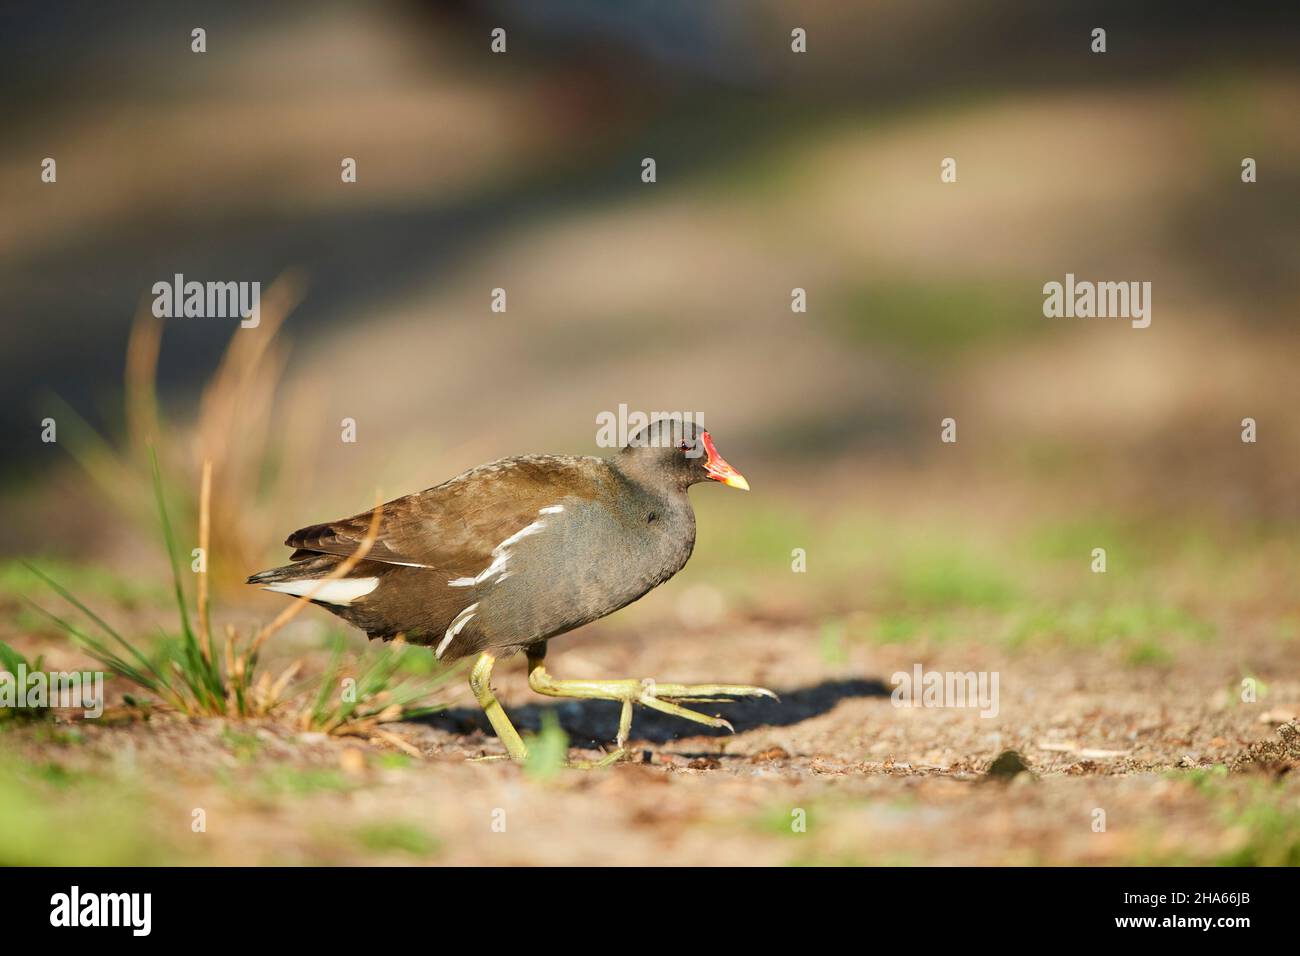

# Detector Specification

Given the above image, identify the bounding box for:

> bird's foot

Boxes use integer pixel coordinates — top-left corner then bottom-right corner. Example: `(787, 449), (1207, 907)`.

(466, 651), (777, 766)
(527, 656), (777, 750)
(468, 753), (514, 763)
(564, 748), (629, 770)
(628, 680), (778, 745)
(469, 748), (626, 769)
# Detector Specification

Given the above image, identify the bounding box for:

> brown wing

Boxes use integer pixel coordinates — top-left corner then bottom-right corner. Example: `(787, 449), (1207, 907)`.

(284, 455), (608, 575)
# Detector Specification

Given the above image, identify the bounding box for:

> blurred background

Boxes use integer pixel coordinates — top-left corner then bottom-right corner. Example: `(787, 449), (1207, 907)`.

(2, 0), (1296, 620)
(0, 0), (1298, 867)
(0, 0), (1296, 646)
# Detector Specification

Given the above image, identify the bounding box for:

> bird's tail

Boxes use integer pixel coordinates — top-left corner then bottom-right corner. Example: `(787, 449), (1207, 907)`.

(246, 553), (340, 586)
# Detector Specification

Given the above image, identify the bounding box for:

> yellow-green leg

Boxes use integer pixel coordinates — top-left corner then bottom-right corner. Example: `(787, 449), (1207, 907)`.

(526, 648), (777, 756)
(469, 651), (528, 761)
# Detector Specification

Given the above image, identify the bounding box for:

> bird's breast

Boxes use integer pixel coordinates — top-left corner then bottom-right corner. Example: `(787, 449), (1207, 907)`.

(470, 494), (694, 642)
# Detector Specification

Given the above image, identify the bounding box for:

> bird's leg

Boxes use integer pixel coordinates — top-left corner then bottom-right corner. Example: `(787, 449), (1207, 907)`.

(469, 651), (528, 761)
(525, 649), (777, 753)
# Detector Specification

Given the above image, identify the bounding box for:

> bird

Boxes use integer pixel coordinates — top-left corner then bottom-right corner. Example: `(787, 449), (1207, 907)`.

(248, 418), (775, 762)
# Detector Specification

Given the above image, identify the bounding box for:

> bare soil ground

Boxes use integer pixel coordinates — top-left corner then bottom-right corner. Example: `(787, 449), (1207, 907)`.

(4, 617), (1297, 866)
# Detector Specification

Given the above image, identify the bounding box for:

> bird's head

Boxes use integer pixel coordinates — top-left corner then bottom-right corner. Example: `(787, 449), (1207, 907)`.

(620, 418), (749, 492)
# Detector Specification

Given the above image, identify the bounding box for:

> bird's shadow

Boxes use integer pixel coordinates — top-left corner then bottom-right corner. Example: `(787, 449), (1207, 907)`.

(420, 676), (890, 749)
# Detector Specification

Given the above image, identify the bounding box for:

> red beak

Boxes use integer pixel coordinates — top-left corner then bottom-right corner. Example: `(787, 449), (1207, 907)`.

(700, 431), (750, 491)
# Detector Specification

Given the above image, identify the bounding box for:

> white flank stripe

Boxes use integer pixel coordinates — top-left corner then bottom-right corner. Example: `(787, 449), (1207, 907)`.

(437, 603), (479, 659)
(538, 505), (564, 514)
(263, 577), (379, 606)
(448, 519), (548, 588)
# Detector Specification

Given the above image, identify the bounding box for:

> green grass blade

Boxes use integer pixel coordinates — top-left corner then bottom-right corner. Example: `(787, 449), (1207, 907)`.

(310, 639), (346, 728)
(0, 640), (46, 689)
(23, 562), (169, 686)
(24, 599), (162, 693)
(148, 448), (225, 702)
(148, 448), (196, 644)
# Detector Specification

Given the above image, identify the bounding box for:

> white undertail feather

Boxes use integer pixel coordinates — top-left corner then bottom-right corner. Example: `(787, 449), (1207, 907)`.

(437, 602), (479, 659)
(262, 576), (379, 606)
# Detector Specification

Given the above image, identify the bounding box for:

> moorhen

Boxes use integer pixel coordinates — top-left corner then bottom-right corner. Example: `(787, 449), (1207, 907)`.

(249, 419), (774, 761)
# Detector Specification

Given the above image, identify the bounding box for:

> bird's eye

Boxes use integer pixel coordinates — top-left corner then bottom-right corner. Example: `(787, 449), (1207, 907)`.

(678, 441), (691, 453)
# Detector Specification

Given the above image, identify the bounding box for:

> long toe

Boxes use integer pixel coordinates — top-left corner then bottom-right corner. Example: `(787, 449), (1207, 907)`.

(638, 693), (736, 733)
(650, 682), (779, 702)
